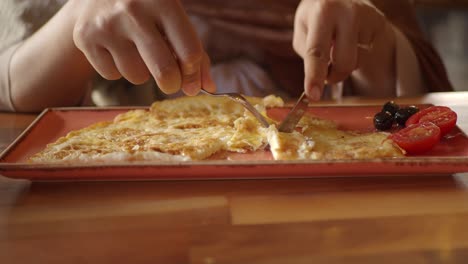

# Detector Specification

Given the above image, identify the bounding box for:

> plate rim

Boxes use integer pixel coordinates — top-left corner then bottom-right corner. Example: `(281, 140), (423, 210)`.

(1, 104), (467, 176)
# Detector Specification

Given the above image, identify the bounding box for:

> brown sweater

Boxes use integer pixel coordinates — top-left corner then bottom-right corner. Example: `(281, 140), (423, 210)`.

(183, 0), (453, 97)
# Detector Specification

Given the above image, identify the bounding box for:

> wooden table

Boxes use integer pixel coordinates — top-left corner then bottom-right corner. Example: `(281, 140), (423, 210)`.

(1, 92), (468, 264)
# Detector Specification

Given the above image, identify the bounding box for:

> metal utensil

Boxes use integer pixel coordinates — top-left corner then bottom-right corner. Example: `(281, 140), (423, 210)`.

(278, 63), (333, 133)
(200, 89), (270, 128)
(277, 91), (309, 133)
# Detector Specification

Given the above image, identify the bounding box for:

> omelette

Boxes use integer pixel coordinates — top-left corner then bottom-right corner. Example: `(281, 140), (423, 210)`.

(28, 95), (404, 163)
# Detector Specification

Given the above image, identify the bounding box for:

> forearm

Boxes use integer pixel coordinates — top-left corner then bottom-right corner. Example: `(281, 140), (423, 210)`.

(10, 1), (95, 112)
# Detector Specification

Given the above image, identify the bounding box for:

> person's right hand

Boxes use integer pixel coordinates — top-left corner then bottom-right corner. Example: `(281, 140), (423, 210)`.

(72, 0), (215, 95)
(292, 0), (391, 100)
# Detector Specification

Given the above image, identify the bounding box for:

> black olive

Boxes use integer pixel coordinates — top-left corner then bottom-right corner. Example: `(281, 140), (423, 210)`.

(374, 111), (394, 131)
(382, 101), (400, 116)
(407, 105), (420, 114)
(395, 106), (420, 126)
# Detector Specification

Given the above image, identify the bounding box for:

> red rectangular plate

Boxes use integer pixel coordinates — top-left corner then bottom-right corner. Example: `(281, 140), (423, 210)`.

(1, 105), (468, 181)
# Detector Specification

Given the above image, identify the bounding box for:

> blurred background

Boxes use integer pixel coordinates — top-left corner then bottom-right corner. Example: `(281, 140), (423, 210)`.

(415, 0), (468, 91)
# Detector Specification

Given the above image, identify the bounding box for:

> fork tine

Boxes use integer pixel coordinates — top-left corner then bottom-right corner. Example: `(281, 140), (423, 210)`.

(200, 89), (270, 128)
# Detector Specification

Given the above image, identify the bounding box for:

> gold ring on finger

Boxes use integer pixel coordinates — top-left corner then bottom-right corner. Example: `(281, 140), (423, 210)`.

(357, 42), (374, 51)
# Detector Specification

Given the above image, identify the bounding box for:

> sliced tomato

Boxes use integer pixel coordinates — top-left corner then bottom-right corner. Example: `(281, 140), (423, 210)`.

(406, 106), (457, 136)
(389, 122), (441, 154)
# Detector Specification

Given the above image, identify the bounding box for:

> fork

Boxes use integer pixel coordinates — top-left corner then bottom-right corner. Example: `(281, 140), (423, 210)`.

(200, 89), (270, 128)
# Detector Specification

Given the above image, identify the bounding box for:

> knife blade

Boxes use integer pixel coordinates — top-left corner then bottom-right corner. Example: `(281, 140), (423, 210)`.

(277, 91), (309, 133)
(278, 63), (333, 133)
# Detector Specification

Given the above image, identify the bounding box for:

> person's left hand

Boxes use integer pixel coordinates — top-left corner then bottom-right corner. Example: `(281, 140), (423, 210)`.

(72, 0), (215, 96)
(293, 0), (389, 100)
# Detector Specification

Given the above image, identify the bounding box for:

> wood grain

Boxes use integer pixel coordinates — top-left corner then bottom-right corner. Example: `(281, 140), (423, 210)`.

(1, 92), (468, 264)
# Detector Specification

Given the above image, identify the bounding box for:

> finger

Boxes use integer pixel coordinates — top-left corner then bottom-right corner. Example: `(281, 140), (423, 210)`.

(106, 40), (150, 85)
(358, 30), (375, 50)
(73, 24), (121, 80)
(85, 46), (122, 81)
(157, 1), (203, 95)
(131, 21), (182, 94)
(357, 2), (384, 46)
(357, 16), (376, 54)
(302, 15), (334, 100)
(201, 52), (216, 93)
(356, 4), (384, 66)
(90, 0), (181, 92)
(292, 2), (308, 57)
(328, 18), (358, 84)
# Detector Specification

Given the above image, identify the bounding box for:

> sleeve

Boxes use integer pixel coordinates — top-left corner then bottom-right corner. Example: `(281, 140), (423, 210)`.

(0, 0), (28, 112)
(371, 0), (453, 92)
(0, 42), (22, 112)
(0, 0), (70, 112)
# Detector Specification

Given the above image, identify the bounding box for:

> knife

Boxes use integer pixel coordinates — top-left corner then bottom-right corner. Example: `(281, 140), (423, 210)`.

(278, 63), (333, 133)
(277, 91), (309, 133)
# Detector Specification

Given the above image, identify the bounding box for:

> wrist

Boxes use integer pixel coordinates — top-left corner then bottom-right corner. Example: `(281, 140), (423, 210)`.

(62, 0), (84, 26)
